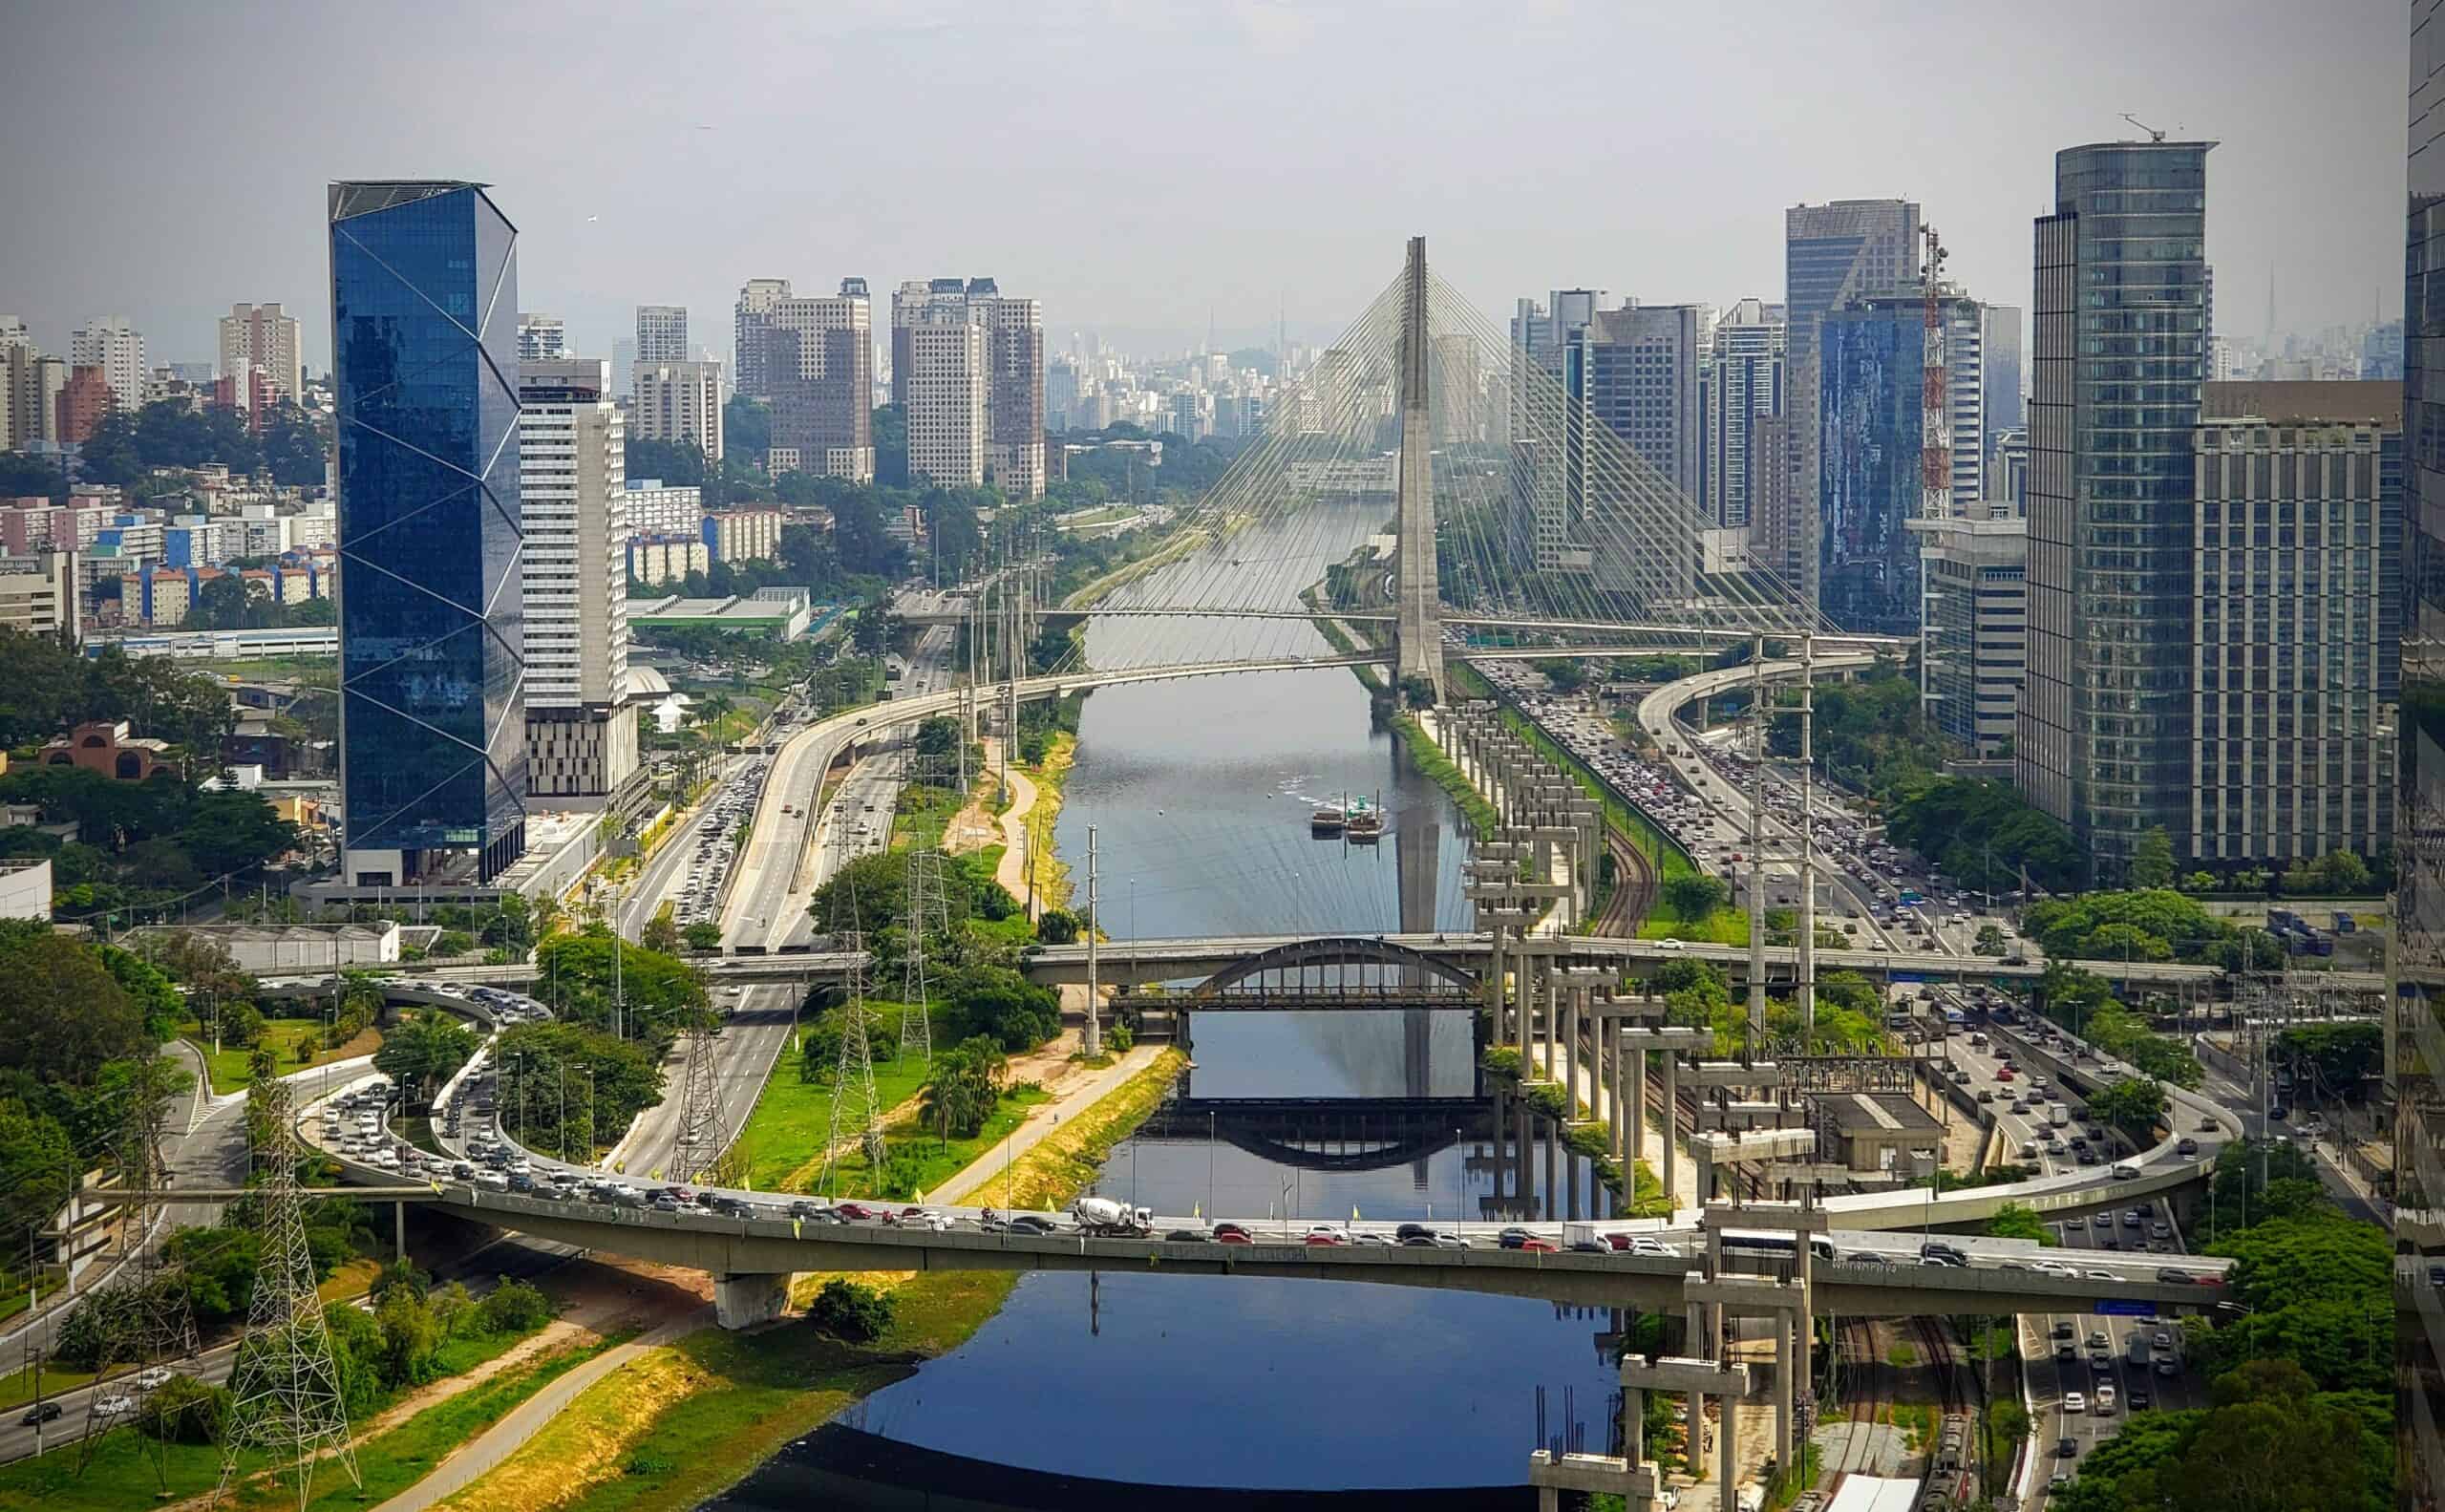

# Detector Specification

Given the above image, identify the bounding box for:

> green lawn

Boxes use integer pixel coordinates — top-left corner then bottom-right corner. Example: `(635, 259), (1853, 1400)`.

(727, 1000), (957, 1193)
(814, 1086), (1052, 1201)
(182, 1016), (381, 1095)
(0, 1317), (571, 1511)
(0, 1358), (96, 1415)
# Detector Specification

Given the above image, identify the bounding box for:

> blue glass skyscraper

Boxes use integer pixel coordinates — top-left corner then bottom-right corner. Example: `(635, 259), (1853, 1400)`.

(328, 181), (525, 885)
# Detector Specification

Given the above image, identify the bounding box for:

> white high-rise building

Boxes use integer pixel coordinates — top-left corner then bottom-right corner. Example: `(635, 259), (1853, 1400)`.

(70, 317), (145, 414)
(631, 360), (725, 463)
(635, 305), (688, 365)
(0, 317), (27, 351)
(1701, 298), (1786, 529)
(219, 303), (304, 404)
(517, 358), (636, 808)
(517, 313), (566, 362)
(905, 313), (986, 487)
(892, 278), (1043, 497)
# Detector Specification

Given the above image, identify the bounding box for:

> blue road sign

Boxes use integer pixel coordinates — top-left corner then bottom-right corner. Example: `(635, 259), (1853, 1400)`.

(2095, 1299), (2155, 1316)
(1891, 971), (1927, 984)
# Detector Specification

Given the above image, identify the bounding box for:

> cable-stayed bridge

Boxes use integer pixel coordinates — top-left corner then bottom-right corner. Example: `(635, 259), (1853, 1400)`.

(954, 236), (1902, 696)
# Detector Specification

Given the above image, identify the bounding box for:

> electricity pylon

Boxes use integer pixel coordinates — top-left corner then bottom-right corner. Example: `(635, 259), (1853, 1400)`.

(822, 931), (885, 1191)
(76, 1063), (199, 1491)
(670, 1017), (727, 1183)
(900, 756), (947, 1067)
(215, 1075), (360, 1510)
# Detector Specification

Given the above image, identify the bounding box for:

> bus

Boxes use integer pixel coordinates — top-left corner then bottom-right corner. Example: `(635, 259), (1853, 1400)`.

(1943, 1007), (1967, 1029)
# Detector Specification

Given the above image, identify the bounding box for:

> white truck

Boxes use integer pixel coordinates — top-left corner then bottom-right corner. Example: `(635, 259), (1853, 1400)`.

(1071, 1197), (1155, 1236)
(2048, 1102), (2071, 1129)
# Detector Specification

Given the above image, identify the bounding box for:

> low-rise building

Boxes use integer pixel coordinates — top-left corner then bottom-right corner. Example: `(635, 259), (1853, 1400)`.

(627, 533), (709, 586)
(702, 506), (784, 564)
(122, 922), (400, 973)
(0, 859), (52, 921)
(38, 720), (180, 781)
(0, 549), (77, 643)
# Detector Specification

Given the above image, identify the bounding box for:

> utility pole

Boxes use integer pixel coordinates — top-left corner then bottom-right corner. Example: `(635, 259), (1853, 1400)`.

(1746, 633), (1768, 1053)
(1085, 824), (1102, 1056)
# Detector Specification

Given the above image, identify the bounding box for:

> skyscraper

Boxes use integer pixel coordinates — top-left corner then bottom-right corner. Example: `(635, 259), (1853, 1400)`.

(734, 277), (872, 481)
(69, 316), (145, 414)
(219, 303), (303, 403)
(890, 278), (1044, 497)
(635, 304), (688, 366)
(328, 181), (525, 886)
(1782, 199), (1921, 597)
(2395, 13), (2445, 1500)
(1572, 303), (1711, 507)
(516, 312), (565, 362)
(2189, 380), (2397, 866)
(518, 357), (635, 807)
(1701, 298), (1785, 531)
(2015, 138), (2214, 874)
(631, 360), (724, 462)
(1817, 286), (1992, 634)
(904, 311), (985, 488)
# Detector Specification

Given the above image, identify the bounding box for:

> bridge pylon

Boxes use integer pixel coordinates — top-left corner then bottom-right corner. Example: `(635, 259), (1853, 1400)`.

(1393, 234), (1444, 704)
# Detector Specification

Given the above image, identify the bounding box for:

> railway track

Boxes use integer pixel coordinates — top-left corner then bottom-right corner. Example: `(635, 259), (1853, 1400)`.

(1911, 1315), (1975, 1509)
(1830, 1318), (1892, 1480)
(1592, 828), (1657, 937)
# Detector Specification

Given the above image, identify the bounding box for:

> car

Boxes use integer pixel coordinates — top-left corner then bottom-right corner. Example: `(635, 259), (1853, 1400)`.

(2123, 1208), (2145, 1226)
(2053, 1340), (2078, 1361)
(2056, 1437), (2078, 1459)
(2198, 1117), (2220, 1133)
(2155, 1267), (2200, 1285)
(1497, 1226), (1536, 1250)
(649, 1195), (681, 1212)
(2063, 1213), (2088, 1228)
(834, 1202), (877, 1221)
(2063, 1391), (2087, 1415)
(1215, 1228), (1254, 1246)
(134, 1365), (175, 1390)
(94, 1394), (136, 1417)
(2086, 1269), (2117, 1281)
(1520, 1236), (1560, 1253)
(1212, 1221), (1252, 1241)
(1655, 938), (1686, 950)
(2127, 1387), (2152, 1409)
(2155, 1357), (2179, 1376)
(2112, 1162), (2142, 1180)
(1920, 1241), (1969, 1266)
(1006, 1213), (1058, 1235)
(1304, 1230), (1350, 1246)
(2087, 1330), (2109, 1349)
(477, 1171), (510, 1191)
(1977, 1090), (1996, 1104)
(17, 1401), (60, 1427)
(2094, 1385), (2117, 1414)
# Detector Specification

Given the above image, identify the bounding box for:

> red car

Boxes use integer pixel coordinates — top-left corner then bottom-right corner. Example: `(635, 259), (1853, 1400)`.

(1520, 1237), (1560, 1253)
(1215, 1229), (1254, 1246)
(1213, 1222), (1252, 1241)
(1305, 1232), (1350, 1246)
(1995, 1068), (2015, 1082)
(833, 1202), (876, 1221)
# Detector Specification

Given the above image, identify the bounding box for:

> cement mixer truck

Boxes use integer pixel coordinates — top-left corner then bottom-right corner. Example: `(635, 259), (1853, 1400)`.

(1071, 1196), (1155, 1236)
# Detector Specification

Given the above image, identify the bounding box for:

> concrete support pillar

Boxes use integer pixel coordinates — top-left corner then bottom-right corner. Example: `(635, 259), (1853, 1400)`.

(1630, 1047), (1648, 1168)
(1774, 1310), (1794, 1483)
(1607, 1024), (1626, 1161)
(1661, 1054), (1680, 1207)
(394, 1200), (407, 1261)
(1564, 984), (1583, 1113)
(1716, 1393), (1737, 1512)
(715, 1271), (792, 1330)
(1542, 1105), (1559, 1220)
(1537, 1487), (1560, 1512)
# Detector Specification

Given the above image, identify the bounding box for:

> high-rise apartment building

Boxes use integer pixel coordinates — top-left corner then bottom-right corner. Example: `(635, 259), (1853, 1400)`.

(635, 305), (687, 365)
(328, 180), (525, 886)
(1782, 199), (1922, 597)
(69, 317), (145, 415)
(2397, 8), (2445, 1498)
(2189, 380), (2398, 865)
(2, 346), (68, 450)
(219, 303), (303, 403)
(631, 360), (724, 463)
(890, 278), (1043, 497)
(518, 358), (636, 808)
(1701, 299), (1785, 530)
(0, 317), (26, 351)
(734, 277), (872, 481)
(517, 313), (566, 362)
(1818, 287), (1991, 634)
(0, 550), (77, 645)
(904, 312), (986, 488)
(1982, 305), (2025, 451)
(54, 367), (110, 444)
(2014, 140), (2214, 874)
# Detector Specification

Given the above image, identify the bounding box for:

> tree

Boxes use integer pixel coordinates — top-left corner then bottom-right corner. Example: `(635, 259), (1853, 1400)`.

(1034, 908), (1080, 945)
(0, 1099), (74, 1245)
(177, 790), (299, 873)
(1971, 923), (2008, 956)
(806, 1278), (895, 1341)
(373, 1011), (479, 1106)
(940, 964), (1060, 1051)
(2130, 826), (2176, 888)
(531, 930), (710, 1041)
(918, 1036), (1007, 1139)
(681, 921), (723, 952)
(2088, 1075), (2167, 1136)
(640, 911), (681, 954)
(870, 404), (907, 488)
(0, 929), (148, 1083)
(914, 715), (960, 756)
(1983, 1202), (2058, 1246)
(1662, 872), (1730, 921)
(0, 451), (70, 502)
(2308, 850), (2372, 894)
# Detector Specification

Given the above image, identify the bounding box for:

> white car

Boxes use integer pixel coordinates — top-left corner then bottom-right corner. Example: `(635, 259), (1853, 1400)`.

(2094, 1385), (2117, 1413)
(133, 1366), (174, 1391)
(94, 1395), (136, 1416)
(1655, 938), (1686, 951)
(2062, 1391), (2086, 1415)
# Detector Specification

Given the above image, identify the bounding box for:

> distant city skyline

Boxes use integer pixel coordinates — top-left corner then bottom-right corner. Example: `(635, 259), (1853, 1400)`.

(0, 2), (2401, 372)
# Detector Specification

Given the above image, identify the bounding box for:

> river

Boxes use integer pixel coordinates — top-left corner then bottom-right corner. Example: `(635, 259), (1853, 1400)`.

(716, 505), (1626, 1507)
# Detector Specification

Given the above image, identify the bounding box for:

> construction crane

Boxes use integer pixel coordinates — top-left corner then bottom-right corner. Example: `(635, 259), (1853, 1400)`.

(1920, 224), (1950, 522)
(2121, 113), (2168, 142)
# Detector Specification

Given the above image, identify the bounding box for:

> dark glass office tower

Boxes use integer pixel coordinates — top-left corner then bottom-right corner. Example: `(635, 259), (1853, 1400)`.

(2016, 138), (2213, 877)
(328, 181), (525, 885)
(2400, 6), (2445, 1504)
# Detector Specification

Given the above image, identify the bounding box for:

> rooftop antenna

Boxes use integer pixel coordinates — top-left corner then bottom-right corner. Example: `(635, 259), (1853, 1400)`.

(2120, 113), (2168, 142)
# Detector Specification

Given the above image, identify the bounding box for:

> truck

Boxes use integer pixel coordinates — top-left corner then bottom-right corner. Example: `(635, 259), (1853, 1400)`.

(1071, 1196), (1155, 1236)
(2048, 1103), (2071, 1129)
(2128, 1332), (2152, 1368)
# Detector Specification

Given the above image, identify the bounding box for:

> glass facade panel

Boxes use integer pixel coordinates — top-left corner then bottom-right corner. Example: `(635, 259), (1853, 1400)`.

(330, 181), (526, 882)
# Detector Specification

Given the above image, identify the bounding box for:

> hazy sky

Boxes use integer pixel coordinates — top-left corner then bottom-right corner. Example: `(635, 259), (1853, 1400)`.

(0, 0), (2405, 369)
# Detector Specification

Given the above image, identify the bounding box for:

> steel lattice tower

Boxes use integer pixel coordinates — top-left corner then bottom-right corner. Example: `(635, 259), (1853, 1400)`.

(670, 1020), (728, 1183)
(76, 1070), (200, 1489)
(215, 1075), (360, 1509)
(822, 931), (885, 1191)
(900, 756), (946, 1066)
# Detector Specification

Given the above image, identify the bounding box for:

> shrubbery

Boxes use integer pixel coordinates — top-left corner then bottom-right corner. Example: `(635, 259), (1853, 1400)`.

(806, 1278), (895, 1342)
